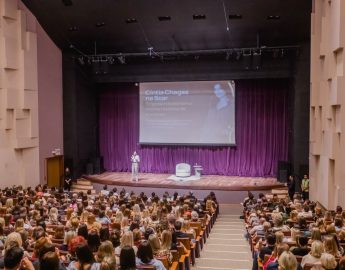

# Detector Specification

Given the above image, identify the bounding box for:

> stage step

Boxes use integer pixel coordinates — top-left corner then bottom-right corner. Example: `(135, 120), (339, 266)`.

(71, 184), (93, 190)
(71, 188), (96, 194)
(76, 179), (92, 185)
(70, 178), (96, 194)
(271, 187), (288, 194)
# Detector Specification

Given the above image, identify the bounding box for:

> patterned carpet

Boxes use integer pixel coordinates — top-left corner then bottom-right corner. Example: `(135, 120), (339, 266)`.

(83, 172), (284, 191)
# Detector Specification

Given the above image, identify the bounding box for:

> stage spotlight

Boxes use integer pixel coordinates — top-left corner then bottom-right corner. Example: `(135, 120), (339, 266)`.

(117, 55), (126, 64)
(235, 51), (241, 60)
(77, 56), (85, 65)
(101, 61), (109, 74)
(242, 50), (251, 70)
(252, 50), (262, 69)
(92, 60), (101, 75)
(107, 57), (115, 64)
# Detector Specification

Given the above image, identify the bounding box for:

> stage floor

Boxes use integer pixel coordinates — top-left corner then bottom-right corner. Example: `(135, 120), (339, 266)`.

(83, 172), (284, 191)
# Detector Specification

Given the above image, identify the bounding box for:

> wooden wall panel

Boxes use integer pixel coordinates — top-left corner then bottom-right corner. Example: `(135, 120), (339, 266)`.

(311, 0), (345, 209)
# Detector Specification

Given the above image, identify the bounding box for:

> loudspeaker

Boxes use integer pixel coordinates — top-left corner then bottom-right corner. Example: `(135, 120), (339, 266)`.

(86, 163), (93, 175)
(277, 161), (291, 182)
(92, 157), (104, 174)
(243, 53), (251, 70)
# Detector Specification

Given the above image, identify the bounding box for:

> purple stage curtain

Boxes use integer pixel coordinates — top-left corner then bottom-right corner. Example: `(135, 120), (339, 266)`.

(99, 79), (289, 177)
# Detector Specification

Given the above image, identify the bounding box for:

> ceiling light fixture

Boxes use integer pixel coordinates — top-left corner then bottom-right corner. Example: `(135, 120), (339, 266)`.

(126, 18), (137, 24)
(95, 22), (106, 27)
(229, 14), (242, 19)
(62, 0), (73, 6)
(158, 16), (171, 21)
(267, 15), (280, 20)
(68, 26), (79, 31)
(193, 14), (206, 20)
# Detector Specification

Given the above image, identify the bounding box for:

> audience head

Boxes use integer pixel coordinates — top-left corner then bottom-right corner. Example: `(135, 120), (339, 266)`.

(75, 243), (95, 265)
(310, 240), (324, 258)
(77, 224), (89, 239)
(120, 245), (136, 270)
(266, 233), (276, 246)
(321, 253), (337, 270)
(278, 251), (297, 270)
(137, 241), (154, 264)
(69, 236), (87, 255)
(40, 251), (59, 270)
(297, 235), (308, 247)
(148, 234), (161, 253)
(4, 246), (24, 270)
(323, 236), (339, 257)
(97, 240), (114, 262)
(174, 220), (182, 231)
(87, 229), (101, 252)
(120, 231), (134, 248)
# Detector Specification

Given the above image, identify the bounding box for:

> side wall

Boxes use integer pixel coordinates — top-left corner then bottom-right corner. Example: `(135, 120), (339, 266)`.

(36, 22), (63, 183)
(0, 0), (62, 188)
(310, 0), (345, 209)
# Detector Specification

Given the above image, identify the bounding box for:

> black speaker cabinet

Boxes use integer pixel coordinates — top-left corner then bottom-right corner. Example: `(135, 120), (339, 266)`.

(277, 161), (291, 183)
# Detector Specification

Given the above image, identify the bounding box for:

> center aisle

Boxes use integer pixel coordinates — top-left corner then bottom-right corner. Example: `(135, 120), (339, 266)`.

(194, 204), (252, 270)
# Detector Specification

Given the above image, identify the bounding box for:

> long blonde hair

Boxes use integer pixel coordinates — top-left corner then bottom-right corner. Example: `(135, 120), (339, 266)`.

(278, 251), (297, 270)
(148, 234), (161, 254)
(97, 241), (114, 262)
(120, 231), (134, 248)
(323, 236), (340, 257)
(161, 230), (172, 250)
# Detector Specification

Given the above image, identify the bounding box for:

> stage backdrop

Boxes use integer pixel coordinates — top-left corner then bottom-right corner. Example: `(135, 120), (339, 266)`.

(99, 79), (289, 177)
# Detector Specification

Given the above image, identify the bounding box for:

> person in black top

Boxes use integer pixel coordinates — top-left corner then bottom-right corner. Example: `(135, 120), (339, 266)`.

(252, 233), (276, 270)
(64, 167), (72, 191)
(259, 234), (276, 262)
(287, 175), (295, 201)
(291, 236), (310, 257)
(172, 220), (189, 247)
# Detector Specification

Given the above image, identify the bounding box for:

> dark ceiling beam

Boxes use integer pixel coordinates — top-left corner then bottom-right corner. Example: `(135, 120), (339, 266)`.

(75, 45), (300, 59)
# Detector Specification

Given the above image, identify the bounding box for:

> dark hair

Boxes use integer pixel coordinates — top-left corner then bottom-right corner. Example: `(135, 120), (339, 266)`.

(40, 251), (59, 270)
(336, 206), (343, 214)
(129, 222), (140, 232)
(75, 243), (95, 265)
(103, 185), (108, 190)
(4, 246), (24, 269)
(37, 219), (46, 231)
(298, 216), (307, 229)
(266, 234), (276, 246)
(109, 230), (121, 248)
(100, 227), (110, 242)
(77, 224), (89, 239)
(297, 236), (308, 247)
(335, 218), (343, 228)
(38, 243), (55, 259)
(137, 241), (153, 264)
(33, 226), (46, 240)
(174, 221), (182, 231)
(120, 245), (136, 270)
(144, 227), (154, 240)
(87, 230), (101, 252)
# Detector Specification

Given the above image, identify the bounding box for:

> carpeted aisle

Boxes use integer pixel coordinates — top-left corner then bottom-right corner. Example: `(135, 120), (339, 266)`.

(194, 204), (252, 270)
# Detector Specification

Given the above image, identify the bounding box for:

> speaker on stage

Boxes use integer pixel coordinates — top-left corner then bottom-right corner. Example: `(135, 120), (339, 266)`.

(92, 157), (104, 174)
(86, 163), (93, 175)
(277, 161), (291, 183)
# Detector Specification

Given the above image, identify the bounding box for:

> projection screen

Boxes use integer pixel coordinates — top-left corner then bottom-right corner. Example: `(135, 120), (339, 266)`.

(139, 80), (236, 145)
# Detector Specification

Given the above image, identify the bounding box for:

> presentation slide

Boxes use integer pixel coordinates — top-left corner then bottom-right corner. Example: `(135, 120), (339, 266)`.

(139, 80), (236, 145)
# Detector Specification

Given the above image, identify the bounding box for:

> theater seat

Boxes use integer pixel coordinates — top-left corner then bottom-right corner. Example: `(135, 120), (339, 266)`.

(176, 163), (191, 177)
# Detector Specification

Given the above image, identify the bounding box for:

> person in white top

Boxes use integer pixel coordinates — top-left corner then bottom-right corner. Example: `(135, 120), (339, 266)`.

(131, 151), (140, 182)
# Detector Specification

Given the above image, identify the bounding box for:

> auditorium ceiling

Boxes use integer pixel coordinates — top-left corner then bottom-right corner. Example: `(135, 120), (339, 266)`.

(22, 0), (312, 54)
